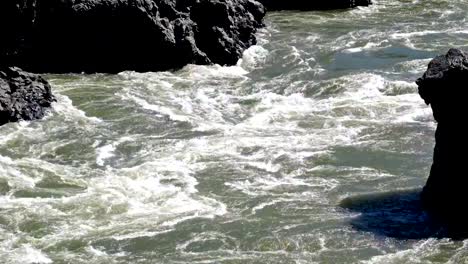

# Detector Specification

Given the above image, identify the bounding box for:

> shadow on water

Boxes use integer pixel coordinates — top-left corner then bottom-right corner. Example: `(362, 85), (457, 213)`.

(340, 189), (452, 240)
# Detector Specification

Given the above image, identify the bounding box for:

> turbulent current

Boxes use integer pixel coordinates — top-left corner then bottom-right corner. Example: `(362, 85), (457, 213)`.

(1, 0), (468, 263)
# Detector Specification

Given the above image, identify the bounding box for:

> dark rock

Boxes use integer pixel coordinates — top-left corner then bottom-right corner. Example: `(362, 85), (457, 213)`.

(0, 0), (265, 73)
(256, 0), (371, 11)
(416, 48), (468, 237)
(0, 67), (55, 125)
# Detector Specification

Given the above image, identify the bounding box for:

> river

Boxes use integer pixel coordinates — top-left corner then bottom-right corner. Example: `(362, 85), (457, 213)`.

(1, 0), (468, 263)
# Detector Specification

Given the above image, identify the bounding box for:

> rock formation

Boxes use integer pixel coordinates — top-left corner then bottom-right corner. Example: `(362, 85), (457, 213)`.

(416, 48), (468, 236)
(256, 0), (371, 11)
(0, 67), (55, 125)
(0, 0), (265, 73)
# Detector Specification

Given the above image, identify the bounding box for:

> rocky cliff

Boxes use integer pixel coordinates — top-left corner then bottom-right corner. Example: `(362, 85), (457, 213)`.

(0, 67), (55, 125)
(0, 0), (265, 73)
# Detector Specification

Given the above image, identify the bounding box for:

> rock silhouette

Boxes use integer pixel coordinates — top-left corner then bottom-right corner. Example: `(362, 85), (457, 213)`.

(417, 48), (468, 237)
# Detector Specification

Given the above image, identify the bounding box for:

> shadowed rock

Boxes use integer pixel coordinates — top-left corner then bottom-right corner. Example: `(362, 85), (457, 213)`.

(0, 67), (55, 125)
(0, 0), (265, 73)
(416, 48), (468, 237)
(256, 0), (371, 11)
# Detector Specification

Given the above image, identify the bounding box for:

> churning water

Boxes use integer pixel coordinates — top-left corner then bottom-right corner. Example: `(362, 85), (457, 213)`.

(1, 0), (468, 263)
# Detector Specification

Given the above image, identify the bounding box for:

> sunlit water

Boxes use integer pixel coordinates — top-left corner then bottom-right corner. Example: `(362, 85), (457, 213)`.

(1, 0), (468, 263)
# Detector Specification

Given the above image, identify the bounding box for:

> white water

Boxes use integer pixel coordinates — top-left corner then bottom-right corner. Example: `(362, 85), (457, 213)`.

(1, 0), (468, 263)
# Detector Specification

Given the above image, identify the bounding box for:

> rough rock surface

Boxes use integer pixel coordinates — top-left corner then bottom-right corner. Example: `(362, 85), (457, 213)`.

(0, 0), (265, 73)
(416, 48), (468, 236)
(256, 0), (371, 11)
(0, 67), (55, 125)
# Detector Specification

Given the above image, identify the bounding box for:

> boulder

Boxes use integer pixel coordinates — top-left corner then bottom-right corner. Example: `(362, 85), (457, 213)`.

(0, 0), (265, 73)
(256, 0), (371, 11)
(416, 48), (468, 236)
(0, 67), (55, 125)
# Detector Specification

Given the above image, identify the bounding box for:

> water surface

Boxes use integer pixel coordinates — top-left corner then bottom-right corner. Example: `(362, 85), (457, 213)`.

(1, 0), (468, 263)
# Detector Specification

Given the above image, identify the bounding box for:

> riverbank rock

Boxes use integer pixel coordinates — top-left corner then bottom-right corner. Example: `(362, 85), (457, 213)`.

(0, 0), (265, 73)
(256, 0), (371, 11)
(416, 48), (468, 236)
(0, 67), (55, 125)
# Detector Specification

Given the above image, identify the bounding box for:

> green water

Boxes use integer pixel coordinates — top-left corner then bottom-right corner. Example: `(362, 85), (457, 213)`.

(1, 0), (468, 263)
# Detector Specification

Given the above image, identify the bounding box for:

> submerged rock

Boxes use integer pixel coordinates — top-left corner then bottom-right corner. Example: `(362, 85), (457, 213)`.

(0, 0), (265, 73)
(0, 67), (55, 125)
(256, 0), (371, 11)
(416, 48), (468, 236)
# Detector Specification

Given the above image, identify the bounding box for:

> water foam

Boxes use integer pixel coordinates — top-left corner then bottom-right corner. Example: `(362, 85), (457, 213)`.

(1, 244), (53, 264)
